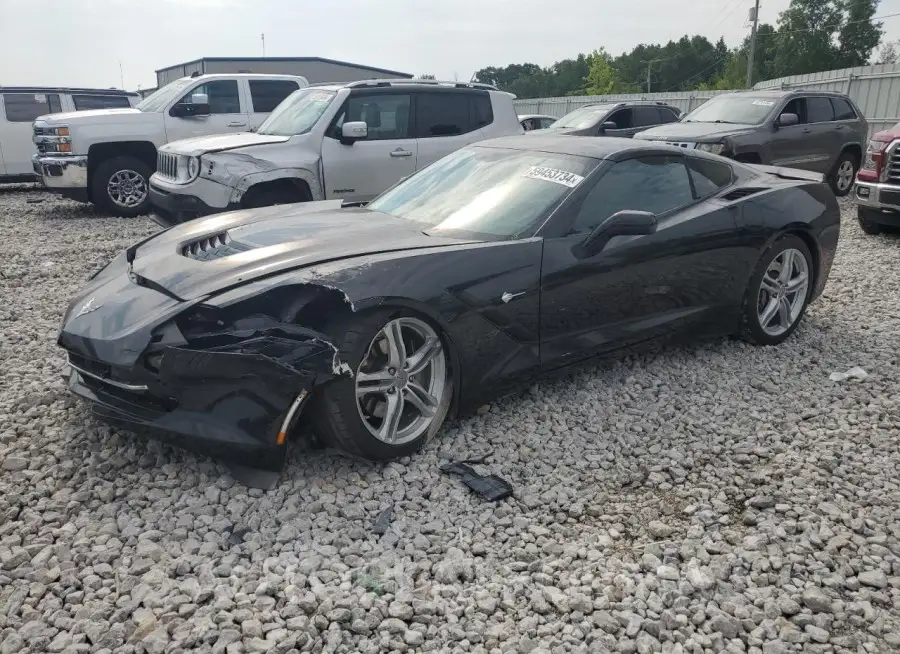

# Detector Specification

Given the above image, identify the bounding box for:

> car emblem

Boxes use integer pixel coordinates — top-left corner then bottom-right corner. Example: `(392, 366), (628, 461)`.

(74, 297), (102, 319)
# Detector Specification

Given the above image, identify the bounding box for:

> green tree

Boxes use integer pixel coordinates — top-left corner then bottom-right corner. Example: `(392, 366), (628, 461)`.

(582, 49), (626, 94)
(875, 39), (900, 63)
(837, 0), (883, 67)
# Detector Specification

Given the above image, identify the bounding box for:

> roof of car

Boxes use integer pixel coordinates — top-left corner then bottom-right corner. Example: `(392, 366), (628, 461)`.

(476, 134), (696, 160)
(720, 88), (851, 99)
(177, 73), (307, 82)
(519, 114), (556, 119)
(0, 86), (139, 97)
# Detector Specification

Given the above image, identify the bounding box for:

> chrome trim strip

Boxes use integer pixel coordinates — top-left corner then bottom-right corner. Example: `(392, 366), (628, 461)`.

(68, 357), (148, 393)
(279, 390), (309, 436)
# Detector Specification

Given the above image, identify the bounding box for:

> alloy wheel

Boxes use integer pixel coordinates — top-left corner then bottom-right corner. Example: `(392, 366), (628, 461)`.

(355, 317), (447, 445)
(757, 248), (809, 337)
(836, 160), (855, 192)
(107, 170), (148, 208)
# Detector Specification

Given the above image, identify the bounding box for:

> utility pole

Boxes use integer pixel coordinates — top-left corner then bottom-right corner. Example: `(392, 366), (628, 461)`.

(261, 33), (266, 57)
(647, 60), (652, 94)
(746, 0), (760, 88)
(119, 61), (125, 90)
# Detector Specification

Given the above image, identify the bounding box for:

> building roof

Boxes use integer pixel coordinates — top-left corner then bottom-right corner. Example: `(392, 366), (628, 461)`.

(156, 56), (412, 78)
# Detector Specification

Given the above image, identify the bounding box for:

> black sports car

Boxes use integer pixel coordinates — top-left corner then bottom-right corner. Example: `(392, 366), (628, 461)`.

(58, 135), (839, 486)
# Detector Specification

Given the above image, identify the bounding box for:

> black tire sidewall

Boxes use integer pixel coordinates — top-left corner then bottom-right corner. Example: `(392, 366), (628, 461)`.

(857, 206), (882, 235)
(830, 151), (858, 197)
(741, 234), (814, 346)
(92, 156), (152, 217)
(313, 309), (453, 460)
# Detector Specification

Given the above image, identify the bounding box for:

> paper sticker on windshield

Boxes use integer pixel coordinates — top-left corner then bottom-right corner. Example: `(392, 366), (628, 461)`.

(752, 100), (774, 106)
(524, 166), (584, 188)
(34, 94), (46, 103)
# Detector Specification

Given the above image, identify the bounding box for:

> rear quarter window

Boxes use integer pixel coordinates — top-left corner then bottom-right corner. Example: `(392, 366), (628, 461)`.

(2, 92), (62, 122)
(72, 95), (132, 110)
(831, 98), (857, 121)
(249, 80), (301, 113)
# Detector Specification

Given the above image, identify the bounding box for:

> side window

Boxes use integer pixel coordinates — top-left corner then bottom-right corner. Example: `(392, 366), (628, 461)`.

(249, 80), (300, 113)
(830, 97), (857, 121)
(633, 106), (661, 128)
(687, 156), (733, 198)
(415, 92), (470, 137)
(72, 94), (131, 110)
(540, 117), (556, 129)
(469, 94), (493, 130)
(659, 107), (680, 124)
(806, 97), (835, 123)
(605, 108), (632, 130)
(780, 98), (807, 124)
(2, 92), (62, 122)
(178, 80), (241, 114)
(572, 155), (694, 233)
(333, 93), (411, 140)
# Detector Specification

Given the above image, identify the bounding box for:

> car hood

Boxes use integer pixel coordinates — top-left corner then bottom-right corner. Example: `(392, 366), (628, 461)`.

(161, 132), (292, 157)
(131, 200), (479, 301)
(36, 108), (152, 126)
(635, 122), (758, 141)
(532, 126), (593, 136)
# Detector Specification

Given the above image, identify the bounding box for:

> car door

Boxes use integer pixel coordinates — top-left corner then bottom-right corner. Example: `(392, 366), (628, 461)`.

(539, 153), (748, 369)
(414, 91), (486, 169)
(319, 91), (416, 202)
(600, 107), (634, 138)
(247, 79), (302, 131)
(802, 96), (841, 172)
(1, 91), (62, 176)
(770, 97), (833, 173)
(163, 79), (249, 141)
(631, 106), (664, 136)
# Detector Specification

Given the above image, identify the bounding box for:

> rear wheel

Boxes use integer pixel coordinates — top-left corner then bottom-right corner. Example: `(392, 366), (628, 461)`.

(92, 156), (152, 217)
(311, 310), (453, 460)
(857, 206), (883, 235)
(739, 235), (813, 346)
(829, 151), (858, 197)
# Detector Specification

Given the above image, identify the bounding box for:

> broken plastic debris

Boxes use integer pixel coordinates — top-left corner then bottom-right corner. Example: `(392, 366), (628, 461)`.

(440, 454), (513, 502)
(372, 506), (394, 535)
(829, 367), (868, 382)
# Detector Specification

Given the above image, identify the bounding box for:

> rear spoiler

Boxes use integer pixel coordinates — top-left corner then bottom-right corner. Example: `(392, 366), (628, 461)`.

(745, 163), (825, 183)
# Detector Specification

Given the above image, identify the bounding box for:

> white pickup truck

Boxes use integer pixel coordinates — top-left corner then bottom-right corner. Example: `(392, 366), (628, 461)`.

(32, 73), (308, 216)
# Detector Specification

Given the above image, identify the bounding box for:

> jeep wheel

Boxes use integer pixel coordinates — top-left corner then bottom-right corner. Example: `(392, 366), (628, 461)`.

(829, 151), (858, 197)
(92, 156), (152, 217)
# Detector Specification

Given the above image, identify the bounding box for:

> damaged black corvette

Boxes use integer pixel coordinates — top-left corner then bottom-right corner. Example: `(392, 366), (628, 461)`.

(58, 135), (839, 482)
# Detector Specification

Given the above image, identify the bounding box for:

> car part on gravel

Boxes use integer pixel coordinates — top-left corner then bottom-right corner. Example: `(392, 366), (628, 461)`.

(440, 460), (513, 502)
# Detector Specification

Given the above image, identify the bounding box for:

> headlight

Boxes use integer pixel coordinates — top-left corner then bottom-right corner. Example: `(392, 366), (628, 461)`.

(697, 142), (726, 155)
(52, 127), (70, 137)
(187, 156), (200, 181)
(177, 155), (200, 183)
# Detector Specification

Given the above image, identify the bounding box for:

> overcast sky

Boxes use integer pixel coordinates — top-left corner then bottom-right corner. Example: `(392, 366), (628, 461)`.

(1, 0), (898, 91)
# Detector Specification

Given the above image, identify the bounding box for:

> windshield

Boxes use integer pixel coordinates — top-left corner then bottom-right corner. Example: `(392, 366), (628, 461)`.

(368, 146), (598, 240)
(257, 88), (336, 136)
(549, 106), (613, 130)
(683, 95), (777, 125)
(136, 79), (194, 113)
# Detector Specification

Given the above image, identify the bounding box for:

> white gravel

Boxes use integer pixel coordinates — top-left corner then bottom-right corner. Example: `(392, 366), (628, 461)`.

(1, 185), (900, 654)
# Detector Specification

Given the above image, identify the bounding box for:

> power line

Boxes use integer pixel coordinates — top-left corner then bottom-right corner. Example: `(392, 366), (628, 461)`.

(757, 10), (900, 38)
(663, 54), (732, 92)
(713, 0), (747, 29)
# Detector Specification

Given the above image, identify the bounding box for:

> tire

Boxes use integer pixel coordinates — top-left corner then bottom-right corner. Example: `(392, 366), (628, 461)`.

(311, 309), (454, 460)
(242, 186), (309, 210)
(91, 156), (152, 217)
(829, 150), (859, 197)
(857, 206), (883, 235)
(739, 234), (814, 346)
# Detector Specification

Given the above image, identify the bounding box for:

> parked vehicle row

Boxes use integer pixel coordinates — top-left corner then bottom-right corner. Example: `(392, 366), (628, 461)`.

(0, 87), (139, 183)
(31, 74), (308, 215)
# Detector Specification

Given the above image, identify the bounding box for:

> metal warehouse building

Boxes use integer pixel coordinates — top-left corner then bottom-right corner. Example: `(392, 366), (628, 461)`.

(155, 57), (413, 87)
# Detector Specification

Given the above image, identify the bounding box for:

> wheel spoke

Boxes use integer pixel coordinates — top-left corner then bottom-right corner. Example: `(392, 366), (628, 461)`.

(405, 336), (442, 375)
(355, 369), (394, 397)
(778, 250), (794, 282)
(784, 272), (808, 295)
(760, 274), (780, 295)
(777, 296), (792, 327)
(759, 297), (779, 328)
(383, 321), (407, 369)
(378, 393), (404, 443)
(404, 382), (438, 418)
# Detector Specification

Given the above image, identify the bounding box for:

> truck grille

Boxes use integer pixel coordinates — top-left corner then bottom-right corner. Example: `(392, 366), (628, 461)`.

(886, 148), (900, 183)
(157, 152), (178, 181)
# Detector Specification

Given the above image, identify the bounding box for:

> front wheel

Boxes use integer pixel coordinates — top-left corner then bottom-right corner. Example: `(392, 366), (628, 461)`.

(91, 156), (152, 217)
(739, 235), (814, 346)
(829, 151), (858, 197)
(311, 310), (453, 460)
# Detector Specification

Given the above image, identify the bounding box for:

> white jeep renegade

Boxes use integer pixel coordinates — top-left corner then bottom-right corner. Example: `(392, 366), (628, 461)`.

(148, 79), (523, 224)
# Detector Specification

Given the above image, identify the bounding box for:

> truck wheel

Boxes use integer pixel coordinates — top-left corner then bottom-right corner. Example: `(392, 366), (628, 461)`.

(857, 206), (882, 235)
(829, 151), (858, 197)
(92, 156), (152, 217)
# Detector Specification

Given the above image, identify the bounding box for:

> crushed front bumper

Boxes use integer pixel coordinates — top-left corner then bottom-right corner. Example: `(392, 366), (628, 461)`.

(149, 176), (236, 227)
(33, 154), (89, 202)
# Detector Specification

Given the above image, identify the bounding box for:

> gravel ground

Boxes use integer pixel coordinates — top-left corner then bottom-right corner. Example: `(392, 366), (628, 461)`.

(1, 185), (900, 654)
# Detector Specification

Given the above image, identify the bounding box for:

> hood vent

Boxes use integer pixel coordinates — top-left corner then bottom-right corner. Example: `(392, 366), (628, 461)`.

(181, 232), (252, 261)
(721, 187), (767, 201)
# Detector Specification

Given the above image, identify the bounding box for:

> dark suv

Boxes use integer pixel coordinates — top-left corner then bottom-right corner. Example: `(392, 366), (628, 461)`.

(535, 100), (682, 138)
(634, 90), (867, 196)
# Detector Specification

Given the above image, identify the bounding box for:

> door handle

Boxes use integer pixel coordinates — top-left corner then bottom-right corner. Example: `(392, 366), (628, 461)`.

(802, 128), (812, 133)
(390, 149), (412, 158)
(835, 124), (845, 130)
(227, 122), (247, 127)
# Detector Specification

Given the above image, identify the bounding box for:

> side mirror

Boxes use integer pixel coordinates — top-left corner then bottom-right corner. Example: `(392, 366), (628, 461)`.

(573, 209), (657, 258)
(341, 121), (368, 144)
(600, 121), (618, 132)
(191, 93), (209, 106)
(776, 112), (799, 128)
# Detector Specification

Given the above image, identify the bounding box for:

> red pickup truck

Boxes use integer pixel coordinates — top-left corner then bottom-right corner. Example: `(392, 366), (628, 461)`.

(855, 123), (900, 234)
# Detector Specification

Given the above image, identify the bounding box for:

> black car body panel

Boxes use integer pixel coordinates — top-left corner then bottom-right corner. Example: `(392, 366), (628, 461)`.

(57, 136), (840, 481)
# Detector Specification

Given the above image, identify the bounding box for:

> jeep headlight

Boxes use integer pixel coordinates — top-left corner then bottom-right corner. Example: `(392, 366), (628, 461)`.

(697, 142), (726, 155)
(177, 155), (200, 183)
(187, 156), (200, 181)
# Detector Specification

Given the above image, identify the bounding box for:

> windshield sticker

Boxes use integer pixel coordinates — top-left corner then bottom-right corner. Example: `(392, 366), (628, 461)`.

(752, 100), (775, 106)
(524, 166), (585, 188)
(34, 94), (46, 103)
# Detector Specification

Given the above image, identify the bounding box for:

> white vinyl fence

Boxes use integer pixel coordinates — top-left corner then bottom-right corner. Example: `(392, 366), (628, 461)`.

(513, 62), (900, 139)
